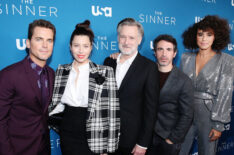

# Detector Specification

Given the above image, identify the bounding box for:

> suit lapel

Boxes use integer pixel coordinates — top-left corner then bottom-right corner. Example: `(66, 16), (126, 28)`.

(196, 53), (221, 81)
(49, 64), (71, 112)
(107, 58), (117, 73)
(23, 58), (42, 107)
(111, 60), (117, 74)
(43, 66), (54, 112)
(159, 67), (177, 102)
(87, 61), (104, 119)
(59, 64), (72, 94)
(119, 53), (141, 92)
(48, 68), (54, 104)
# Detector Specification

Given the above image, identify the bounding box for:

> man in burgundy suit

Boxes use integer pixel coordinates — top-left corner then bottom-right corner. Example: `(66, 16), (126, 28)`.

(0, 19), (56, 155)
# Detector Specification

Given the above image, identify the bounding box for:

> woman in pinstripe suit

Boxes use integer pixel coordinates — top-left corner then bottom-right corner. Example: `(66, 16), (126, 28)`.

(49, 20), (120, 155)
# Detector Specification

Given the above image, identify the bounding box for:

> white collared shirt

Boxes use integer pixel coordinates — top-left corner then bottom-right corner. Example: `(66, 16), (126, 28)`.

(116, 51), (138, 88)
(61, 61), (89, 107)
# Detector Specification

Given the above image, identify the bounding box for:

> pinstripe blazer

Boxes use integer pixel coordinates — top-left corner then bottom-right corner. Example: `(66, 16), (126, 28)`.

(49, 61), (120, 153)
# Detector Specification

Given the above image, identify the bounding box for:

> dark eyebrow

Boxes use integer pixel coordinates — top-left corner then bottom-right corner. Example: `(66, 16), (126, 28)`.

(34, 37), (42, 39)
(207, 31), (214, 34)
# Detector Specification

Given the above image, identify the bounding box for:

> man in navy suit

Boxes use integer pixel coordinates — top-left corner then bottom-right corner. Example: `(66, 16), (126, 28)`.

(104, 18), (159, 155)
(147, 34), (193, 155)
(0, 19), (56, 155)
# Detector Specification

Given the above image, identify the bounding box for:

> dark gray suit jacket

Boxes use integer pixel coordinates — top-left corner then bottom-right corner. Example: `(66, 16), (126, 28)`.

(104, 53), (159, 148)
(154, 66), (193, 144)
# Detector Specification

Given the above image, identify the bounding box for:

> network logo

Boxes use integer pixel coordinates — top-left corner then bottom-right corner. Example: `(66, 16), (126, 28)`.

(91, 6), (112, 17)
(150, 41), (154, 50)
(228, 43), (234, 51)
(195, 16), (203, 23)
(232, 0), (234, 6)
(16, 39), (26, 50)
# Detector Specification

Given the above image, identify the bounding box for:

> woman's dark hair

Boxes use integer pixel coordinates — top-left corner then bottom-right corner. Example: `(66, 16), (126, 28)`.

(182, 15), (230, 51)
(70, 20), (94, 45)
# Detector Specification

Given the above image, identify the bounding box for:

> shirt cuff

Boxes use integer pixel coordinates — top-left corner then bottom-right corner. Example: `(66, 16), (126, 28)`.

(212, 121), (225, 132)
(49, 103), (65, 116)
(136, 144), (147, 150)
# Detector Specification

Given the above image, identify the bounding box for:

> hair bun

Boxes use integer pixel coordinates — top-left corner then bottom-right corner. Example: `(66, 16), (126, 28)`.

(75, 20), (90, 29)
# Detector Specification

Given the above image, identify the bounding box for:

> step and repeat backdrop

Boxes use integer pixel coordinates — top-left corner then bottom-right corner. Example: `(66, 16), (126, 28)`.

(0, 0), (234, 154)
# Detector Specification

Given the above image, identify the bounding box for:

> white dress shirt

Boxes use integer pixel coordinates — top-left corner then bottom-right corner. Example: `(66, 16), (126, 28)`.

(49, 62), (90, 116)
(61, 61), (89, 107)
(116, 51), (138, 88)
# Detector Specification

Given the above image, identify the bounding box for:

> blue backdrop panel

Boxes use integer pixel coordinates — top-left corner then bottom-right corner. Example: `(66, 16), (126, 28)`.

(0, 0), (234, 155)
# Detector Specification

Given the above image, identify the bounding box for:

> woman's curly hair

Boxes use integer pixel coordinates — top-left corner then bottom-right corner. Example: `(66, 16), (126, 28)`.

(182, 15), (230, 51)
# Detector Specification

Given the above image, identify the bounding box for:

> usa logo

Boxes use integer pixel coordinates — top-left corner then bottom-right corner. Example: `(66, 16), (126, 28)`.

(91, 6), (112, 17)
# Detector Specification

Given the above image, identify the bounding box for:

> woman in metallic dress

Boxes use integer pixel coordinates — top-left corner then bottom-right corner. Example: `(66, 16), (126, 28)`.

(179, 15), (234, 155)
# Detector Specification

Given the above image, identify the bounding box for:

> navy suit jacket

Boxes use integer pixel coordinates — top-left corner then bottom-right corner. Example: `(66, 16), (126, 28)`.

(104, 53), (159, 148)
(0, 57), (55, 155)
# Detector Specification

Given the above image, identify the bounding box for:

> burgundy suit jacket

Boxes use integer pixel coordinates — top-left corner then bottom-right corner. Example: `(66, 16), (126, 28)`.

(0, 57), (55, 155)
